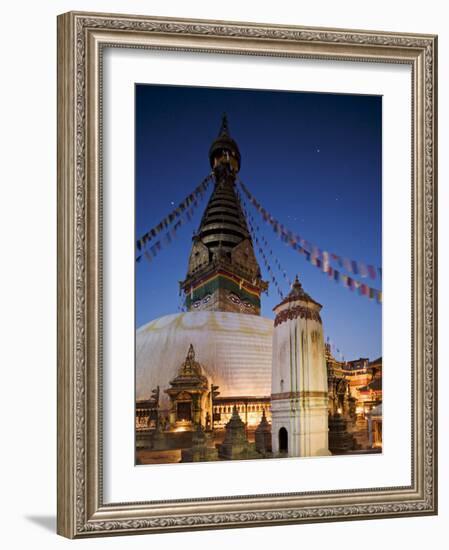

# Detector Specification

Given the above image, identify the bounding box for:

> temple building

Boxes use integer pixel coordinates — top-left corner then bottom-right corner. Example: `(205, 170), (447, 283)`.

(326, 345), (382, 451)
(165, 344), (212, 430)
(326, 346), (382, 419)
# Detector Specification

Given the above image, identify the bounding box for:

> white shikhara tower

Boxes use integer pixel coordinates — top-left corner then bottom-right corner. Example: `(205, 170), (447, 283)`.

(271, 276), (329, 457)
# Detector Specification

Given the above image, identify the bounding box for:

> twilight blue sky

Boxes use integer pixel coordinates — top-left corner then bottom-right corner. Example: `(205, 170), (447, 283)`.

(135, 84), (382, 361)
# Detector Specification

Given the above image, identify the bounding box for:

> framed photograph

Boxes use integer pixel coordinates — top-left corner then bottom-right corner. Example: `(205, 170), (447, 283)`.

(57, 11), (438, 538)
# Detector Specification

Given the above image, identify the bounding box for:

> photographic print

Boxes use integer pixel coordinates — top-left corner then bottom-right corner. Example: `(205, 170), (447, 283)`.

(135, 84), (382, 465)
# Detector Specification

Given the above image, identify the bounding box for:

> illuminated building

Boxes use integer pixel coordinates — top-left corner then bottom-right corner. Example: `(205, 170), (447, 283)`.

(326, 346), (382, 418)
(165, 344), (212, 430)
(326, 344), (382, 451)
(271, 276), (329, 457)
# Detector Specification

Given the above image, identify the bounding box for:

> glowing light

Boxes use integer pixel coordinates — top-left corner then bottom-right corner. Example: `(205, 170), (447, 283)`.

(174, 426), (188, 432)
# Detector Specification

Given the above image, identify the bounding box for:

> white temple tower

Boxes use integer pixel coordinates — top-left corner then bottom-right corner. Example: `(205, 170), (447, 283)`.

(271, 276), (329, 457)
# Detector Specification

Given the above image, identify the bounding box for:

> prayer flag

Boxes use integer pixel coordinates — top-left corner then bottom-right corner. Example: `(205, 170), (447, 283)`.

(359, 262), (368, 278)
(343, 258), (352, 272)
(322, 251), (330, 272)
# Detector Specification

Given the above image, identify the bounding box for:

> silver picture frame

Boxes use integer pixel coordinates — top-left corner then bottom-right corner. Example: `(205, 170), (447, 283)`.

(57, 11), (438, 538)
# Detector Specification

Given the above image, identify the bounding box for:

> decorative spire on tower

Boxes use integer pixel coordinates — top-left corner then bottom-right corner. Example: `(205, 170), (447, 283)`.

(278, 274), (322, 307)
(273, 274), (322, 327)
(219, 112), (229, 135)
(180, 116), (268, 315)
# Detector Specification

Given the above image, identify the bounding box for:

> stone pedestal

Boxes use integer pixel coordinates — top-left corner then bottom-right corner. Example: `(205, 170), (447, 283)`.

(181, 424), (218, 462)
(136, 429), (152, 450)
(150, 425), (169, 451)
(328, 413), (357, 454)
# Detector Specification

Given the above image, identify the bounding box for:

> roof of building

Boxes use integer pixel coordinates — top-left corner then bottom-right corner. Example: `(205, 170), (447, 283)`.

(274, 275), (322, 310)
(359, 377), (382, 392)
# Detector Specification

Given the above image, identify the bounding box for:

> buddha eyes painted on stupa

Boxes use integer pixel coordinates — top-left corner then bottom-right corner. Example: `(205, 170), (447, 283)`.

(192, 294), (212, 309)
(227, 293), (241, 304)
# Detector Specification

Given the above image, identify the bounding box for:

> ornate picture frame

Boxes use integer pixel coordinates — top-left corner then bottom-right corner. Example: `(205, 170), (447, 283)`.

(57, 11), (437, 538)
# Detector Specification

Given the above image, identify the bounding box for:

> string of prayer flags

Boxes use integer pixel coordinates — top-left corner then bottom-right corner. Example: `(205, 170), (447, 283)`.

(326, 336), (345, 361)
(137, 179), (211, 265)
(323, 260), (382, 303)
(239, 184), (382, 304)
(136, 173), (213, 251)
(238, 191), (289, 300)
(241, 198), (293, 291)
(238, 178), (381, 281)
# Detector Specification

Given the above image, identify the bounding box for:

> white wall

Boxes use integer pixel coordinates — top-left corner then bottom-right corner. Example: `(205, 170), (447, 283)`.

(1, 0), (446, 548)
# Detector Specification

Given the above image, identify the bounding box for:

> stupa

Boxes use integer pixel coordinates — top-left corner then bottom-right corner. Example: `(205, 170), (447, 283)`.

(136, 115), (273, 427)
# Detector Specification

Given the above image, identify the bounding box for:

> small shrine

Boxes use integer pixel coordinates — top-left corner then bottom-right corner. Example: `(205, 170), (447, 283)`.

(255, 409), (272, 454)
(218, 406), (258, 460)
(165, 344), (212, 431)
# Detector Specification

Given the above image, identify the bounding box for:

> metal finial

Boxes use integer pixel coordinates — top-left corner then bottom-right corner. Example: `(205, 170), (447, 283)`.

(187, 343), (195, 361)
(288, 274), (304, 298)
(219, 112), (229, 136)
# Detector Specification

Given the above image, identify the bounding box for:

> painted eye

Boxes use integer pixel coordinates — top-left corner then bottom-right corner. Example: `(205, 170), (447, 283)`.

(228, 293), (241, 304)
(193, 301), (201, 308)
(202, 294), (211, 304)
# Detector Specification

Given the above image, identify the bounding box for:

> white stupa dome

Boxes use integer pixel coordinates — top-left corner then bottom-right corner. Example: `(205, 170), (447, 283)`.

(136, 311), (273, 408)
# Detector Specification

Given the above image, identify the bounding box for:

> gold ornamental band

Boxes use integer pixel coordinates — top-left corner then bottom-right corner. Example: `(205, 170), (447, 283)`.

(271, 391), (328, 401)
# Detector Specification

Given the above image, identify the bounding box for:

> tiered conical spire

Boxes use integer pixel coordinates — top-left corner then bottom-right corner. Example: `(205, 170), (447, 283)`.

(180, 115), (268, 315)
(196, 171), (251, 259)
